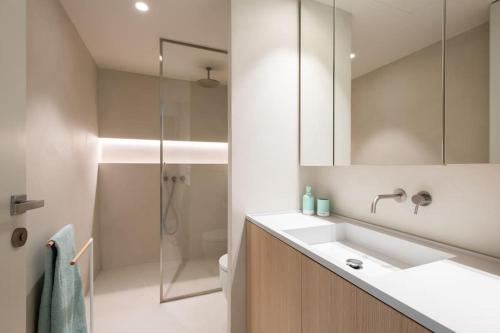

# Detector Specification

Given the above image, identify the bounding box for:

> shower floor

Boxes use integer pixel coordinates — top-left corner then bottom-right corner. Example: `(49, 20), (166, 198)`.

(87, 262), (227, 333)
(162, 257), (221, 300)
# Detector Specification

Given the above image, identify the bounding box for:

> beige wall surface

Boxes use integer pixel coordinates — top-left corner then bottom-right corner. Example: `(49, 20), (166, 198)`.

(446, 24), (489, 164)
(351, 24), (489, 165)
(98, 68), (160, 140)
(351, 35), (443, 165)
(98, 163), (227, 269)
(300, 164), (500, 259)
(191, 83), (228, 142)
(0, 0), (27, 332)
(97, 69), (228, 268)
(230, 0), (300, 332)
(491, 3), (500, 163)
(26, 0), (99, 332)
(98, 68), (228, 142)
(98, 164), (160, 268)
(185, 165), (228, 257)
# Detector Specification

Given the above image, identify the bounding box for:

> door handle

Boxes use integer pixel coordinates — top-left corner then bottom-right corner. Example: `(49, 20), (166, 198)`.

(10, 194), (44, 216)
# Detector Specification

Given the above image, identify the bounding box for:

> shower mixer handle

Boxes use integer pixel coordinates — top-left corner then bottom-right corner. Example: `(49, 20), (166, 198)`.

(411, 191), (432, 215)
(163, 174), (186, 183)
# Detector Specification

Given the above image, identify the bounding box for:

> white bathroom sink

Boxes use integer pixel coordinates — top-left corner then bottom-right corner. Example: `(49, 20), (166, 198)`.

(284, 223), (454, 276)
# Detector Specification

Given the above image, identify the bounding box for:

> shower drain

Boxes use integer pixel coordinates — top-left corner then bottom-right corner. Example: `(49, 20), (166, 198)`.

(346, 258), (363, 270)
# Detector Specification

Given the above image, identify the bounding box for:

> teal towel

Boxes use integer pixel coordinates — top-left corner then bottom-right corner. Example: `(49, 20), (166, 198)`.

(38, 225), (88, 333)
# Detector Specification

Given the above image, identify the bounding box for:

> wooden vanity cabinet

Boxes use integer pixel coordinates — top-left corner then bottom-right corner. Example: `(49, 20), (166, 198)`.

(246, 222), (302, 333)
(247, 222), (431, 333)
(301, 256), (430, 333)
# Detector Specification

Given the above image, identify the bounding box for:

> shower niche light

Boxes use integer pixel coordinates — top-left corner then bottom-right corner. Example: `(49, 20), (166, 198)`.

(98, 138), (228, 164)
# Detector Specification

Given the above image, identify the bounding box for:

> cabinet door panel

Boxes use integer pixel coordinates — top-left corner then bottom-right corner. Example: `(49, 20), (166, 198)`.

(246, 223), (301, 333)
(331, 273), (358, 332)
(301, 255), (431, 333)
(354, 285), (404, 333)
(302, 255), (333, 333)
(404, 320), (433, 333)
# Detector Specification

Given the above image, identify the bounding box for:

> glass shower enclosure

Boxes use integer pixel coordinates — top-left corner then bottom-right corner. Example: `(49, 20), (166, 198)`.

(159, 39), (228, 302)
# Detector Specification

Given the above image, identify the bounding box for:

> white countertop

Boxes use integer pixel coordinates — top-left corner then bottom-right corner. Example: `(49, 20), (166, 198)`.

(246, 212), (500, 333)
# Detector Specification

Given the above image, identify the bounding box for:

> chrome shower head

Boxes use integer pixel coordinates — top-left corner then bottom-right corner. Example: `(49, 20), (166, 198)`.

(197, 67), (220, 88)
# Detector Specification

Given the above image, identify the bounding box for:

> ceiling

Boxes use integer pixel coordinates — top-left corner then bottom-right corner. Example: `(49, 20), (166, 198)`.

(59, 0), (229, 78)
(334, 0), (492, 78)
(60, 0), (491, 80)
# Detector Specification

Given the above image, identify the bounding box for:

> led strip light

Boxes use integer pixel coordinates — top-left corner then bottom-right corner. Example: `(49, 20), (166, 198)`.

(98, 138), (228, 164)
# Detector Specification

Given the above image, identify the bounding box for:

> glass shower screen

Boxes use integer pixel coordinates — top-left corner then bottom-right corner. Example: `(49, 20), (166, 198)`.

(159, 39), (228, 302)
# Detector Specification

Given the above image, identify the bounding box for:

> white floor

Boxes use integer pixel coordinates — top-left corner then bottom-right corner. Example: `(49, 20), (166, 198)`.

(88, 262), (227, 333)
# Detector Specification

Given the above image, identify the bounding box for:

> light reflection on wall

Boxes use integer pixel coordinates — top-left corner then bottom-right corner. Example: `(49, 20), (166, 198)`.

(98, 138), (228, 164)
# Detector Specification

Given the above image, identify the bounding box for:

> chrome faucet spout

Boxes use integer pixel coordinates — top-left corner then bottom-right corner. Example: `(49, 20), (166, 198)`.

(370, 189), (406, 214)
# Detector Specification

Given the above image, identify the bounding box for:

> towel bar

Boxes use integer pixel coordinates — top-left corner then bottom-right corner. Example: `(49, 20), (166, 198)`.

(70, 238), (93, 266)
(47, 238), (94, 333)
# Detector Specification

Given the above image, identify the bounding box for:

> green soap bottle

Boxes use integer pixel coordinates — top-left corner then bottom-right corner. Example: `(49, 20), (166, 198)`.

(302, 185), (315, 215)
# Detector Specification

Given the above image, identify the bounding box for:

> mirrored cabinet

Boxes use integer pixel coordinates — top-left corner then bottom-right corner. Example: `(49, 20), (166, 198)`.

(300, 0), (497, 166)
(445, 0), (495, 164)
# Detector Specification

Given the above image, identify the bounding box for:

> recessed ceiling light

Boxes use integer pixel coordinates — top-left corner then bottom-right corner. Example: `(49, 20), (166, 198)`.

(350, 53), (356, 60)
(135, 2), (149, 12)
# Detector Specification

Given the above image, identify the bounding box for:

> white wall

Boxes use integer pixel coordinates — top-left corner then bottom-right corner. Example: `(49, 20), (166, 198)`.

(229, 0), (299, 331)
(26, 0), (99, 332)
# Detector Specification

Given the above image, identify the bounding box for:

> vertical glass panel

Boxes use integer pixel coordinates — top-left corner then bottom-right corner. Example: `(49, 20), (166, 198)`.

(445, 0), (492, 164)
(160, 40), (228, 301)
(300, 0), (335, 166)
(334, 0), (352, 165)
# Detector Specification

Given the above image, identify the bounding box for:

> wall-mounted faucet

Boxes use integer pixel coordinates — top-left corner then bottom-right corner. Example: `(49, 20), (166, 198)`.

(411, 191), (432, 214)
(370, 188), (406, 214)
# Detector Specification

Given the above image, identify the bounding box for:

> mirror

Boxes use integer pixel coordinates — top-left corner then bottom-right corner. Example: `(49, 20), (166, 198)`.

(445, 0), (495, 164)
(300, 0), (335, 165)
(300, 0), (445, 165)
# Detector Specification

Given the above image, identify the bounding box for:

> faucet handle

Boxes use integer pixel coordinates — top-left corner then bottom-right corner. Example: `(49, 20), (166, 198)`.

(411, 191), (432, 215)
